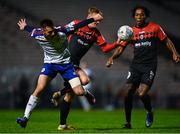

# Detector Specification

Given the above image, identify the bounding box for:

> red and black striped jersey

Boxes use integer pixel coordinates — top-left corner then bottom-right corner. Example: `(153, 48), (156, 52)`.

(65, 20), (118, 65)
(122, 22), (167, 64)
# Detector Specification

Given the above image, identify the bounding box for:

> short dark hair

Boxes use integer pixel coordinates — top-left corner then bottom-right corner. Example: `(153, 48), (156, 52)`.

(40, 19), (54, 28)
(131, 5), (150, 18)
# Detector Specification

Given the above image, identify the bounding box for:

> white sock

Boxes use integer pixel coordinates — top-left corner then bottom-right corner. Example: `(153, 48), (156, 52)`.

(24, 95), (38, 119)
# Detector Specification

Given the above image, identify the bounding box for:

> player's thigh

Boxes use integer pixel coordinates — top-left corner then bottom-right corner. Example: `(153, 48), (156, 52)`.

(69, 77), (84, 96)
(138, 68), (156, 97)
(141, 69), (156, 87)
(76, 67), (89, 85)
(64, 91), (75, 102)
(61, 64), (84, 95)
(126, 68), (141, 88)
(33, 74), (52, 96)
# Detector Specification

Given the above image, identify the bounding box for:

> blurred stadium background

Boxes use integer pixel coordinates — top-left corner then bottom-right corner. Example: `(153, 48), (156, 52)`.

(0, 0), (180, 110)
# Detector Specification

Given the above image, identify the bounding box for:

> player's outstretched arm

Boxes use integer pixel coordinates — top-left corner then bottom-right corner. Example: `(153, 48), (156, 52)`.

(17, 18), (34, 33)
(106, 45), (125, 68)
(17, 19), (27, 30)
(73, 14), (103, 30)
(63, 13), (103, 35)
(99, 38), (124, 53)
(165, 37), (180, 62)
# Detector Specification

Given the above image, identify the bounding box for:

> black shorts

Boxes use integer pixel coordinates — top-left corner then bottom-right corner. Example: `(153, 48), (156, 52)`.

(70, 57), (80, 69)
(126, 63), (157, 87)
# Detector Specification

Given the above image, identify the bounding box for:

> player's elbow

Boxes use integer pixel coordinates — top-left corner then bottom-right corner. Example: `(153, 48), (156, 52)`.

(102, 49), (109, 53)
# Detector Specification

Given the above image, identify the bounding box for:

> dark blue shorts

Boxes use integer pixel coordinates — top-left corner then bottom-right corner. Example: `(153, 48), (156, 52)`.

(40, 63), (78, 81)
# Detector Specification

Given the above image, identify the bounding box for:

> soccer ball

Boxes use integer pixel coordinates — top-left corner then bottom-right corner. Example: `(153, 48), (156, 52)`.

(117, 25), (133, 41)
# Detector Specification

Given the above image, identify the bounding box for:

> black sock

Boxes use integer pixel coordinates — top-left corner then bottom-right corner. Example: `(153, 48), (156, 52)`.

(140, 94), (152, 112)
(124, 94), (133, 123)
(60, 99), (71, 125)
(60, 87), (72, 96)
(60, 82), (72, 96)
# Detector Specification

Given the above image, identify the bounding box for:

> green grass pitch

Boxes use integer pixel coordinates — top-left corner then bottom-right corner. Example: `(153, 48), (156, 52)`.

(0, 109), (180, 133)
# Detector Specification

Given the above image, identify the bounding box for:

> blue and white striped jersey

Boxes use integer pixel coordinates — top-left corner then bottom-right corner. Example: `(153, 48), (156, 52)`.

(30, 27), (71, 64)
(24, 18), (95, 64)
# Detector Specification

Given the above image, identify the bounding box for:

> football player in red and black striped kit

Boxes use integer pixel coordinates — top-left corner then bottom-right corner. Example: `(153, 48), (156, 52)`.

(52, 7), (120, 130)
(107, 5), (180, 129)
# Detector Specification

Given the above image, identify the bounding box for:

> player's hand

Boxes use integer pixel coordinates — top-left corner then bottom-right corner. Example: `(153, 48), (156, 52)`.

(17, 19), (27, 30)
(93, 13), (103, 22)
(172, 53), (180, 63)
(116, 38), (124, 45)
(106, 57), (113, 68)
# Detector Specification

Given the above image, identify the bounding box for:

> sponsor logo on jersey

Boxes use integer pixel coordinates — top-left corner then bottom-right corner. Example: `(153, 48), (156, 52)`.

(77, 38), (88, 46)
(135, 41), (151, 48)
(140, 34), (144, 40)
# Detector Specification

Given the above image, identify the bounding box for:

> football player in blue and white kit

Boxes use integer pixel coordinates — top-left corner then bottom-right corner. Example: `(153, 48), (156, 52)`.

(16, 14), (103, 128)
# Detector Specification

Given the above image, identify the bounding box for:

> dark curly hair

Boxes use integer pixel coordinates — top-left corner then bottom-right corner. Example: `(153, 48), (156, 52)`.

(131, 5), (150, 18)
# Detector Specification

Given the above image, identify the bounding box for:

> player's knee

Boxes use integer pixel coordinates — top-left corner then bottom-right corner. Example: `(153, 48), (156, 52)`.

(138, 91), (146, 98)
(124, 84), (136, 98)
(73, 86), (85, 96)
(137, 83), (149, 97)
(37, 83), (47, 90)
(137, 88), (148, 97)
(77, 69), (90, 85)
(33, 85), (46, 96)
(80, 77), (89, 85)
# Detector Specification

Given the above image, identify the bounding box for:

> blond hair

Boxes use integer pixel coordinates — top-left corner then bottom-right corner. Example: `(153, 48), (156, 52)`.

(88, 7), (103, 16)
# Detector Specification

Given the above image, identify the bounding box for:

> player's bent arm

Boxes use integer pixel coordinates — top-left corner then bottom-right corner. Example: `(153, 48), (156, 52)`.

(17, 18), (37, 37)
(73, 18), (95, 31)
(63, 14), (103, 34)
(62, 18), (95, 34)
(106, 45), (125, 67)
(111, 45), (125, 59)
(99, 38), (124, 53)
(165, 37), (180, 62)
(100, 42), (118, 53)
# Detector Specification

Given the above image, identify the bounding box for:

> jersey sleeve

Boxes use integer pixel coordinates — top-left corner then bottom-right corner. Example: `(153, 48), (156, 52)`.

(62, 18), (94, 35)
(157, 25), (167, 41)
(96, 33), (106, 46)
(30, 28), (43, 38)
(99, 42), (118, 53)
(120, 41), (129, 47)
(63, 20), (80, 33)
(96, 31), (118, 53)
(24, 25), (34, 33)
(24, 25), (42, 38)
